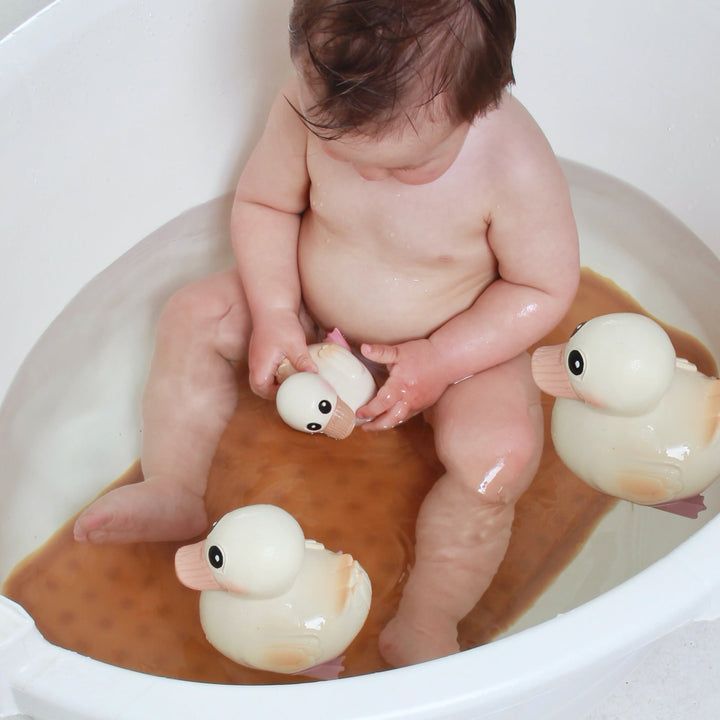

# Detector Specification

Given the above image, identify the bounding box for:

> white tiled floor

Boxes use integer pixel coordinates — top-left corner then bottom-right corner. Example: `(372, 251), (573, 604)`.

(2, 2), (720, 718)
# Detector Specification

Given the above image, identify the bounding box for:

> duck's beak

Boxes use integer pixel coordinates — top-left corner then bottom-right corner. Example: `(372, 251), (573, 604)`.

(323, 396), (356, 439)
(175, 541), (223, 591)
(531, 344), (581, 400)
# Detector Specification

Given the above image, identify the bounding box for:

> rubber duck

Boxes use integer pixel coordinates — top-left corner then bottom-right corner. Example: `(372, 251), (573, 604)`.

(175, 504), (372, 678)
(531, 313), (720, 517)
(275, 328), (377, 439)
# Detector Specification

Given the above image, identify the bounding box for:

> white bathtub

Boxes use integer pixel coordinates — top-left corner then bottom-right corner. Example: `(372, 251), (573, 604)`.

(1, 1), (719, 718)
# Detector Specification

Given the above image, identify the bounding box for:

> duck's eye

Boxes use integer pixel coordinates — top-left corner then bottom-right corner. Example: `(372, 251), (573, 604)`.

(318, 399), (332, 414)
(208, 545), (224, 569)
(568, 349), (585, 376)
(306, 422), (322, 432)
(570, 321), (585, 337)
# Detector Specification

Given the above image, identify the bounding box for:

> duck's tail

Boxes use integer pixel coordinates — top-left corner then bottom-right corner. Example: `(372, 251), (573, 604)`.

(651, 494), (706, 519)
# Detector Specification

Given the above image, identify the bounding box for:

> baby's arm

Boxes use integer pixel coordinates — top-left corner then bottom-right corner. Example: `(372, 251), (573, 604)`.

(232, 81), (316, 397)
(359, 133), (579, 429)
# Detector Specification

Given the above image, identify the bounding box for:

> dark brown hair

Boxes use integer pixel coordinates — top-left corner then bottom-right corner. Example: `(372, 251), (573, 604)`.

(289, 0), (516, 138)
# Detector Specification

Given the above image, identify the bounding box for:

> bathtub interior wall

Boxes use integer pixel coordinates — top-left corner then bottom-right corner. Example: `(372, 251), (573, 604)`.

(0, 0), (294, 400)
(0, 195), (237, 579)
(512, 0), (720, 248)
(0, 0), (292, 574)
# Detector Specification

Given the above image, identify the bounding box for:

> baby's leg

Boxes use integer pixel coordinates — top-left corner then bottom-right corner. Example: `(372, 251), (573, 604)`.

(379, 353), (543, 666)
(74, 269), (250, 543)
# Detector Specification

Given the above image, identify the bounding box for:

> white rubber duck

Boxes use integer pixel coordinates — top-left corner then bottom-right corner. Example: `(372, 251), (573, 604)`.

(531, 313), (720, 517)
(275, 329), (377, 439)
(175, 504), (372, 677)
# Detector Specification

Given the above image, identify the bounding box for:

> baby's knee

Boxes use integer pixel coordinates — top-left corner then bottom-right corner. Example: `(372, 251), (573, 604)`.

(158, 272), (249, 350)
(160, 277), (229, 327)
(435, 404), (543, 506)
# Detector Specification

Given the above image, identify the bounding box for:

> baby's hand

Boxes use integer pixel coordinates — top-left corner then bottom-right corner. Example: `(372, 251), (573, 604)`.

(248, 312), (316, 398)
(357, 339), (450, 430)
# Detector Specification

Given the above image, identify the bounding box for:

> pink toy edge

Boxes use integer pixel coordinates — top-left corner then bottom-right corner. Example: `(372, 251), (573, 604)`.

(293, 655), (346, 680)
(323, 327), (351, 351)
(651, 494), (706, 519)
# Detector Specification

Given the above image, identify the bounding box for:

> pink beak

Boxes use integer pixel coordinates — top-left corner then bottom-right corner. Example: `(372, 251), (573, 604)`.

(531, 343), (582, 400)
(175, 540), (223, 591)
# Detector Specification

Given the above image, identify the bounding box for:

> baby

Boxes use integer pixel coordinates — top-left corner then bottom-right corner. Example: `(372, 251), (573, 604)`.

(74, 0), (579, 666)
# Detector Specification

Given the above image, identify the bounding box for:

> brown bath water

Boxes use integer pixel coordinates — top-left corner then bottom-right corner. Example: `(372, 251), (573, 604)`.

(3, 268), (716, 685)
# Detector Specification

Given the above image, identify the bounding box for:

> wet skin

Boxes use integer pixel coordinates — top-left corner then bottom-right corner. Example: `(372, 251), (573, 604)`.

(74, 76), (579, 667)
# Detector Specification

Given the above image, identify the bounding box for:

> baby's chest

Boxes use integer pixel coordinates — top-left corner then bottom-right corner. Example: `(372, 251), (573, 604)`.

(307, 163), (488, 250)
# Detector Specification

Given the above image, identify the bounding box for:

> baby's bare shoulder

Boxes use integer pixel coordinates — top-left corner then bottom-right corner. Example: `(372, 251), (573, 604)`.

(470, 94), (578, 294)
(468, 94), (568, 200)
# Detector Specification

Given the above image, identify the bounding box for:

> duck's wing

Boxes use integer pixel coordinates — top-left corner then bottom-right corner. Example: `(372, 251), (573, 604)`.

(675, 362), (720, 446)
(254, 632), (323, 674)
(301, 545), (371, 619)
(316, 343), (362, 373)
(315, 345), (377, 410)
(609, 459), (683, 505)
(702, 377), (720, 445)
(325, 552), (373, 616)
(610, 461), (708, 517)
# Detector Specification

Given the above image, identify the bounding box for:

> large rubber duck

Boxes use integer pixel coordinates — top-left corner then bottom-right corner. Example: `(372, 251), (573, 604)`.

(531, 313), (720, 518)
(275, 328), (377, 439)
(175, 504), (372, 678)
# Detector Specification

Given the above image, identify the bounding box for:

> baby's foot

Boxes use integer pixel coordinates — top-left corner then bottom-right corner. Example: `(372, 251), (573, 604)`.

(73, 476), (208, 544)
(378, 613), (459, 667)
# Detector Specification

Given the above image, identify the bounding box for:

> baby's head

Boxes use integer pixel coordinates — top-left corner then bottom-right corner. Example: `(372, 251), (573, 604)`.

(289, 0), (516, 140)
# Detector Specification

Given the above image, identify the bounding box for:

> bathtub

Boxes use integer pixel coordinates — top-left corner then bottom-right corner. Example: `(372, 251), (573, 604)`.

(1, 1), (719, 718)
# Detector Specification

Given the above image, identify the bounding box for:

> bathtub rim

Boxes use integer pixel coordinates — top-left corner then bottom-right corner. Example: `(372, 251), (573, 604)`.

(3, 0), (720, 716)
(3, 510), (719, 718)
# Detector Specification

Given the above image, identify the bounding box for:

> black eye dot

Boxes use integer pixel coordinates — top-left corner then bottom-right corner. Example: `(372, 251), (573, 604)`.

(568, 349), (585, 376)
(318, 399), (332, 414)
(208, 545), (224, 569)
(570, 321), (585, 337)
(307, 422), (322, 432)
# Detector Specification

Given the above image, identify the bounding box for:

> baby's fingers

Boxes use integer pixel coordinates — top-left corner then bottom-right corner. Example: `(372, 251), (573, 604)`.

(249, 368), (278, 399)
(286, 348), (318, 375)
(361, 399), (410, 431)
(361, 342), (399, 365)
(251, 349), (316, 399)
(357, 379), (406, 423)
(357, 384), (396, 420)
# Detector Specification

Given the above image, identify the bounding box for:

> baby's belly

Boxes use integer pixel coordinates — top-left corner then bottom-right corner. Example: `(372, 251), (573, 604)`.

(298, 226), (495, 346)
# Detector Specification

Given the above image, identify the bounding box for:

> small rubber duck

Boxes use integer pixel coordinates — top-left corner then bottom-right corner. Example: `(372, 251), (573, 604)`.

(175, 504), (372, 677)
(275, 329), (377, 439)
(531, 313), (720, 517)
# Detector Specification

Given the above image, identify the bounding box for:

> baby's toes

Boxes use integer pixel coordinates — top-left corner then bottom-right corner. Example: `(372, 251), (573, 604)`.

(379, 614), (459, 667)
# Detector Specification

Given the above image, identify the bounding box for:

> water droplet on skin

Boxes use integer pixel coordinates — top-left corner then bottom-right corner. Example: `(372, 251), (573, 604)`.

(517, 303), (539, 319)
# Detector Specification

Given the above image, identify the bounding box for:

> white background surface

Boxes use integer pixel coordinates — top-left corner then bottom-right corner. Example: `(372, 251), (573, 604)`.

(2, 2), (720, 718)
